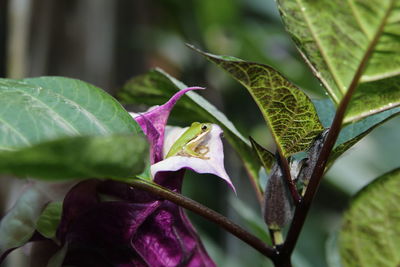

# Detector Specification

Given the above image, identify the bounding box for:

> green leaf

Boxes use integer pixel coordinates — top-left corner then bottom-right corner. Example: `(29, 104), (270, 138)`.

(328, 107), (400, 168)
(339, 168), (400, 266)
(35, 202), (63, 239)
(0, 135), (148, 180)
(312, 98), (335, 128)
(0, 77), (141, 151)
(313, 100), (400, 169)
(190, 46), (324, 156)
(249, 137), (275, 172)
(277, 0), (400, 122)
(0, 188), (48, 255)
(118, 68), (262, 191)
(344, 77), (400, 123)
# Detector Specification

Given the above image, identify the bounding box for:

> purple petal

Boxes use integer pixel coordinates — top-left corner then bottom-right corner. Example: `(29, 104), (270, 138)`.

(131, 87), (204, 163)
(58, 180), (159, 266)
(58, 179), (216, 267)
(151, 124), (236, 192)
(132, 200), (216, 267)
(64, 201), (160, 266)
(132, 172), (215, 266)
(132, 114), (161, 165)
(57, 180), (101, 243)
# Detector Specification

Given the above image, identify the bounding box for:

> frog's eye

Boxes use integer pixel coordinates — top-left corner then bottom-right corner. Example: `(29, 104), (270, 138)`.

(201, 125), (208, 131)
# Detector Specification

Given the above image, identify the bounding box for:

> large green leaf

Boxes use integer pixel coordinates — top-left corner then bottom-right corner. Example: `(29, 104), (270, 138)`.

(0, 77), (141, 151)
(190, 46), (324, 156)
(118, 68), (262, 192)
(0, 135), (148, 180)
(339, 168), (400, 266)
(277, 0), (400, 123)
(344, 77), (400, 123)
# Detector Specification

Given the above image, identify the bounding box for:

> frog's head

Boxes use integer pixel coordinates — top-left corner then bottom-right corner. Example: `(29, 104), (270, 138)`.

(191, 122), (212, 135)
(200, 123), (212, 134)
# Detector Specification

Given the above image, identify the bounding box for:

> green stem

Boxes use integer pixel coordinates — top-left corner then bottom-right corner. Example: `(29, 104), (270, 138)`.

(272, 229), (284, 246)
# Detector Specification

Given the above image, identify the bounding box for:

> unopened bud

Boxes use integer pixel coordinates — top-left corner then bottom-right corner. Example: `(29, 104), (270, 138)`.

(263, 161), (294, 231)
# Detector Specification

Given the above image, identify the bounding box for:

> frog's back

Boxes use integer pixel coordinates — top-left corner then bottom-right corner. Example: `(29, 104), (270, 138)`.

(165, 122), (201, 158)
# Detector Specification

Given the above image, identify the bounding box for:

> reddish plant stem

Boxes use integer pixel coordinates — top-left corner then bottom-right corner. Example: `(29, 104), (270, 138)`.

(272, 254), (293, 267)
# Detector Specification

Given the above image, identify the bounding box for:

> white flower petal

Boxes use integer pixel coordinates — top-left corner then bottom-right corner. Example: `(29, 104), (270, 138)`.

(151, 124), (235, 192)
(162, 126), (188, 158)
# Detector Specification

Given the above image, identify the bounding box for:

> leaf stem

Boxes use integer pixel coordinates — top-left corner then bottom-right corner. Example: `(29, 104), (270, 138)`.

(270, 229), (284, 246)
(130, 178), (277, 259)
(279, 1), (395, 258)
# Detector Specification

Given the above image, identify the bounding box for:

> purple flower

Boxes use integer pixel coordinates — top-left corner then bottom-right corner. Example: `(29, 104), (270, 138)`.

(131, 86), (234, 190)
(57, 87), (234, 266)
(58, 178), (215, 267)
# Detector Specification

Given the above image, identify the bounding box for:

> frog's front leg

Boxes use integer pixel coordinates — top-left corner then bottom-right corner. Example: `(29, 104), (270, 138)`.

(178, 144), (210, 159)
(196, 145), (209, 156)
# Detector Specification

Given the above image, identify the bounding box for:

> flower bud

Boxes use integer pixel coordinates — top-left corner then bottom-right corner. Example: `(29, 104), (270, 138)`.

(263, 161), (294, 231)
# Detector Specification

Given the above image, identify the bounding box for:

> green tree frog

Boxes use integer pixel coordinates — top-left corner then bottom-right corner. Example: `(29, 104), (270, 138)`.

(165, 122), (212, 159)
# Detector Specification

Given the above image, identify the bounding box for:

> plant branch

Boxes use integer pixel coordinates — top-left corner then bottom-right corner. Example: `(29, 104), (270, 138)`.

(280, 1), (395, 258)
(130, 178), (277, 259)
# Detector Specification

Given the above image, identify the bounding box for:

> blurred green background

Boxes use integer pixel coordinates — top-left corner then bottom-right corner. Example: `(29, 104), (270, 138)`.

(0, 0), (399, 266)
